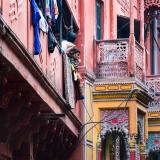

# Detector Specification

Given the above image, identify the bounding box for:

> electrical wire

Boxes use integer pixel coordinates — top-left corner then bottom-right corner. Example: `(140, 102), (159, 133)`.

(80, 89), (137, 140)
(79, 89), (136, 134)
(82, 99), (100, 134)
(149, 22), (160, 52)
(79, 89), (138, 141)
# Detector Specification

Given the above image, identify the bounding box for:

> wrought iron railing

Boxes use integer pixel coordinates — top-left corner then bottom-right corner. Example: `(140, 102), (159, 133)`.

(146, 75), (160, 107)
(96, 39), (144, 82)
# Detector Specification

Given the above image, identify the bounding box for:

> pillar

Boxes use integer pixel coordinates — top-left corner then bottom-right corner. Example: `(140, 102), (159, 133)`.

(129, 0), (135, 76)
(129, 134), (137, 160)
(140, 144), (146, 160)
(152, 12), (158, 75)
(110, 0), (117, 39)
(140, 0), (144, 46)
(114, 135), (120, 160)
(97, 141), (102, 160)
(140, 0), (145, 81)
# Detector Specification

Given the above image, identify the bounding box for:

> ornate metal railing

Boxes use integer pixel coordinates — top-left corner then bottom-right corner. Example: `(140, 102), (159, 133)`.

(146, 75), (160, 107)
(144, 0), (160, 10)
(135, 41), (143, 82)
(96, 39), (144, 82)
(96, 39), (129, 79)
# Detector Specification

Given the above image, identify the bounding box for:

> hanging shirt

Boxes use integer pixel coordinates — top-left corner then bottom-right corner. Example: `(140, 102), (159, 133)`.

(39, 9), (48, 33)
(50, 0), (55, 25)
(54, 0), (59, 19)
(31, 0), (41, 55)
(46, 0), (51, 17)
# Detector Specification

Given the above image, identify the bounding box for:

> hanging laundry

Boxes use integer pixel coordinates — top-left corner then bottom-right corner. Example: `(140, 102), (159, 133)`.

(46, 0), (51, 18)
(54, 0), (59, 20)
(31, 0), (41, 55)
(39, 9), (48, 33)
(50, 0), (55, 25)
(48, 27), (57, 53)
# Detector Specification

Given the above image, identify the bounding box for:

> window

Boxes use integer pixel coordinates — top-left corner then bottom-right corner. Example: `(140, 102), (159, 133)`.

(96, 1), (101, 40)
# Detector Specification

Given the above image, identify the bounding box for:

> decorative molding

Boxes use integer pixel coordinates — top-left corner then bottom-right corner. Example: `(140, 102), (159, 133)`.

(117, 0), (130, 13)
(149, 113), (160, 118)
(95, 85), (106, 91)
(94, 78), (148, 92)
(148, 120), (160, 124)
(100, 109), (130, 160)
(107, 85), (119, 90)
(96, 40), (129, 79)
(101, 109), (129, 132)
(137, 113), (144, 143)
(146, 76), (160, 107)
(9, 0), (23, 22)
(78, 66), (96, 84)
(146, 133), (160, 156)
(93, 93), (137, 99)
(94, 84), (133, 91)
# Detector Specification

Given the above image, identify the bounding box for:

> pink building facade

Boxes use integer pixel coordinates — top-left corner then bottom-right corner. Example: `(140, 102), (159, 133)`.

(0, 0), (160, 160)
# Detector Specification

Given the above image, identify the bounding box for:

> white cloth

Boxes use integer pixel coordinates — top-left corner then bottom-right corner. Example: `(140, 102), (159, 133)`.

(61, 40), (76, 53)
(38, 9), (48, 33)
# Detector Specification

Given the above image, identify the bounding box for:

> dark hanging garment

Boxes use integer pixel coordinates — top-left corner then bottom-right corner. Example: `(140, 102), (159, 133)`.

(50, 0), (56, 25)
(36, 0), (46, 16)
(53, 0), (62, 31)
(48, 27), (57, 53)
(31, 0), (41, 55)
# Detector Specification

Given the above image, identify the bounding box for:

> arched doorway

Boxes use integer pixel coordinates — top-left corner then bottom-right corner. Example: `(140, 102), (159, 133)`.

(101, 125), (130, 160)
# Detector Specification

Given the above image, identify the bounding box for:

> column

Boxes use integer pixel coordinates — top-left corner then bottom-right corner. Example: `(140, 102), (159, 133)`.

(140, 0), (145, 81)
(114, 135), (120, 160)
(140, 144), (146, 160)
(129, 0), (135, 76)
(97, 141), (102, 160)
(152, 12), (158, 75)
(140, 0), (144, 46)
(110, 0), (117, 39)
(129, 134), (137, 160)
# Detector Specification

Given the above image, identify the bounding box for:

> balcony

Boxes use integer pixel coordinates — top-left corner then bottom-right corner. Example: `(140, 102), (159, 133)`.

(146, 75), (160, 107)
(0, 0), (81, 116)
(144, 0), (160, 11)
(95, 39), (144, 82)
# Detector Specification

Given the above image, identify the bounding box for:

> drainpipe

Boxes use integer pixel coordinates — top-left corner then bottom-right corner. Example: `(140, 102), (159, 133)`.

(152, 12), (158, 75)
(59, 0), (63, 47)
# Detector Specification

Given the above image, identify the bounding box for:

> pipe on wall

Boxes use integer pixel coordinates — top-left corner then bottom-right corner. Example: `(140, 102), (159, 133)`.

(152, 12), (158, 75)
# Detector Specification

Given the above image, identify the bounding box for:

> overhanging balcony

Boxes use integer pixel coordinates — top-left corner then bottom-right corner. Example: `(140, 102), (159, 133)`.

(95, 39), (144, 82)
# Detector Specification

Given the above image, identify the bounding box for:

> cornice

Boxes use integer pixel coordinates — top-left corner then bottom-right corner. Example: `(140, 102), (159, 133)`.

(94, 77), (148, 92)
(148, 107), (160, 113)
(78, 66), (96, 84)
(93, 90), (152, 106)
